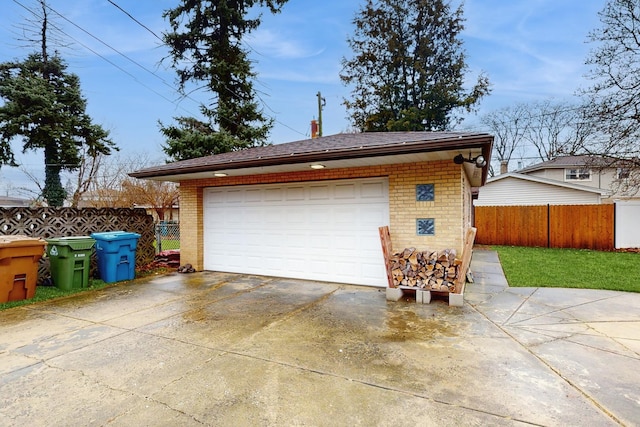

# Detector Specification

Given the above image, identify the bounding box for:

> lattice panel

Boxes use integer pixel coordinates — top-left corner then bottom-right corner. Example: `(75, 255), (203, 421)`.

(0, 207), (155, 284)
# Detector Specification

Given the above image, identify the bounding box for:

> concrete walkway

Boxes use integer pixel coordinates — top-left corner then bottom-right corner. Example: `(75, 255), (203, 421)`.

(0, 250), (639, 426)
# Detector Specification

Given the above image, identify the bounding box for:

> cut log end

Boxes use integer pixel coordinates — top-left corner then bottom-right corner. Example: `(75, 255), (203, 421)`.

(388, 247), (463, 292)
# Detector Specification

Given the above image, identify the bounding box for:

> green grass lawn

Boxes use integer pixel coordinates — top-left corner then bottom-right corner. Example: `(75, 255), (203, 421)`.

(493, 246), (640, 293)
(0, 267), (173, 311)
(153, 239), (180, 250)
(0, 279), (111, 310)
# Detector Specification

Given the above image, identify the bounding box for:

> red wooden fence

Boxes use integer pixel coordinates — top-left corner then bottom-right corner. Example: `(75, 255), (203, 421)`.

(474, 204), (615, 250)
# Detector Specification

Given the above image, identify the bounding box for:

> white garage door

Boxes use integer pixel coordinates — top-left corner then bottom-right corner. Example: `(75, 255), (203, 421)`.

(203, 177), (389, 287)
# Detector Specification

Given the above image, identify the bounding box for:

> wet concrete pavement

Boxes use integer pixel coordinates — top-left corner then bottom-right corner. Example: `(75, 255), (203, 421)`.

(1, 249), (639, 426)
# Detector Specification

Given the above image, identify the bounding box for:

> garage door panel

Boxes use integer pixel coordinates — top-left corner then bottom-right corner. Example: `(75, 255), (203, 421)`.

(333, 235), (357, 250)
(309, 185), (330, 200)
(224, 189), (244, 203)
(286, 186), (305, 200)
(309, 234), (331, 251)
(264, 188), (283, 201)
(309, 258), (330, 274)
(204, 178), (389, 286)
(361, 181), (386, 198)
(333, 208), (358, 226)
(226, 253), (244, 267)
(285, 232), (307, 249)
(359, 237), (381, 249)
(243, 188), (261, 202)
(361, 262), (384, 280)
(205, 189), (225, 203)
(309, 211), (330, 224)
(244, 254), (263, 267)
(244, 230), (261, 245)
(332, 261), (354, 276)
(256, 232), (284, 251)
(260, 207), (277, 224)
(263, 256), (284, 270)
(335, 183), (356, 199)
(360, 207), (389, 225)
(286, 209), (306, 224)
(229, 218), (245, 229)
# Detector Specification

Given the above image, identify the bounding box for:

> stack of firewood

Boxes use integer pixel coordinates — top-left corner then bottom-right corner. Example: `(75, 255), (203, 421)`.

(388, 247), (461, 292)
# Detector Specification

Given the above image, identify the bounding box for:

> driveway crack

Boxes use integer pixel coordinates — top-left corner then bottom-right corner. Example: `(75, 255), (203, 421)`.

(469, 303), (627, 426)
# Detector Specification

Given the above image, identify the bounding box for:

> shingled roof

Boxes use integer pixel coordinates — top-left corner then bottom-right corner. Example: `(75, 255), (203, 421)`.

(130, 131), (493, 182)
(518, 155), (616, 173)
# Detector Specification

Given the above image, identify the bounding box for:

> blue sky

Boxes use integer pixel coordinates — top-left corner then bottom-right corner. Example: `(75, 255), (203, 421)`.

(0, 0), (605, 197)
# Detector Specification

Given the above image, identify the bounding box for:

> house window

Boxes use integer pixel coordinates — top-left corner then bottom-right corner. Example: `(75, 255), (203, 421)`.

(617, 168), (631, 179)
(416, 184), (435, 201)
(565, 168), (591, 181)
(416, 218), (435, 236)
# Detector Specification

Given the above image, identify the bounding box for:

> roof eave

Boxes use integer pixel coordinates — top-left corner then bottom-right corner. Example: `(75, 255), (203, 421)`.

(130, 135), (493, 180)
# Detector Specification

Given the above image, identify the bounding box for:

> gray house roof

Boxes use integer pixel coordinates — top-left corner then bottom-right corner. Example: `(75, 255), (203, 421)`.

(130, 131), (494, 186)
(0, 196), (31, 207)
(518, 155), (615, 173)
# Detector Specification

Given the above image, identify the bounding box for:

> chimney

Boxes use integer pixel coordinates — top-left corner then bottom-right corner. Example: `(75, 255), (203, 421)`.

(311, 120), (319, 139)
(500, 160), (508, 174)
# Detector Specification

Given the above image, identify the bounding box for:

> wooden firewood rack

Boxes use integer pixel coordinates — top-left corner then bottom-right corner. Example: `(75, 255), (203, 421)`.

(379, 226), (476, 307)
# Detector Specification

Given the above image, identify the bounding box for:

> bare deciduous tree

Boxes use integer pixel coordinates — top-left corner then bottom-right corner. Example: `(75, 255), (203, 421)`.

(523, 100), (591, 161)
(481, 99), (595, 174)
(77, 153), (179, 221)
(121, 179), (179, 222)
(480, 103), (530, 174)
(580, 0), (640, 192)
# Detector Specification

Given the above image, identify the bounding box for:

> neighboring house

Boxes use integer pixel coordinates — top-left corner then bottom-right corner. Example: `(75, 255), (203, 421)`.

(519, 155), (636, 202)
(476, 155), (636, 206)
(132, 204), (180, 223)
(475, 172), (609, 206)
(0, 196), (31, 207)
(130, 132), (493, 288)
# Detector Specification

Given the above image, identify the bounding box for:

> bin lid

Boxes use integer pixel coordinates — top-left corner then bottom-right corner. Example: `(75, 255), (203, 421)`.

(45, 236), (96, 250)
(0, 235), (46, 248)
(90, 231), (141, 241)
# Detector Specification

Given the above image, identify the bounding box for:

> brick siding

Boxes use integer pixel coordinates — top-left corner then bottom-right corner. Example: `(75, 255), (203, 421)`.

(179, 160), (469, 270)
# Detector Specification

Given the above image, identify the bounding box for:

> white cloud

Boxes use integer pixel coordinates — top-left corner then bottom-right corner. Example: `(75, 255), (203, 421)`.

(462, 0), (601, 110)
(259, 68), (340, 85)
(246, 28), (325, 59)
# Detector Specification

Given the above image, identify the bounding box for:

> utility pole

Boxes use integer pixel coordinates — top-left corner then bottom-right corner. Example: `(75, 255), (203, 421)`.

(316, 91), (326, 137)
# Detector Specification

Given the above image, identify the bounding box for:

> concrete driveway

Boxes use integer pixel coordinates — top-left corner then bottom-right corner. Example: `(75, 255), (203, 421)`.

(1, 250), (639, 426)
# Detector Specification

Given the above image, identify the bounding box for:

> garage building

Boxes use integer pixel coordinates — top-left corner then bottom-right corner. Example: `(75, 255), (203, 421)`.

(130, 132), (493, 287)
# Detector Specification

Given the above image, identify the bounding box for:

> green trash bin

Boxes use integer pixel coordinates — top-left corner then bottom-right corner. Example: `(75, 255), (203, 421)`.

(46, 237), (96, 291)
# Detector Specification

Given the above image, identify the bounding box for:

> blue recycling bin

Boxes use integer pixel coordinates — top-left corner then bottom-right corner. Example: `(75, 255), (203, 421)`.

(90, 231), (141, 283)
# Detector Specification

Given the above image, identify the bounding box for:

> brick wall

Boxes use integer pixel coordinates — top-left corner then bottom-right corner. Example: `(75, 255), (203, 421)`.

(177, 185), (204, 269)
(387, 161), (465, 252)
(178, 160), (468, 270)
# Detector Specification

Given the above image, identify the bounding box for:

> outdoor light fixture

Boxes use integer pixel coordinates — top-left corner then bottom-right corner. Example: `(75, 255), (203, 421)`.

(310, 164), (325, 169)
(453, 153), (487, 168)
(213, 172), (228, 177)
